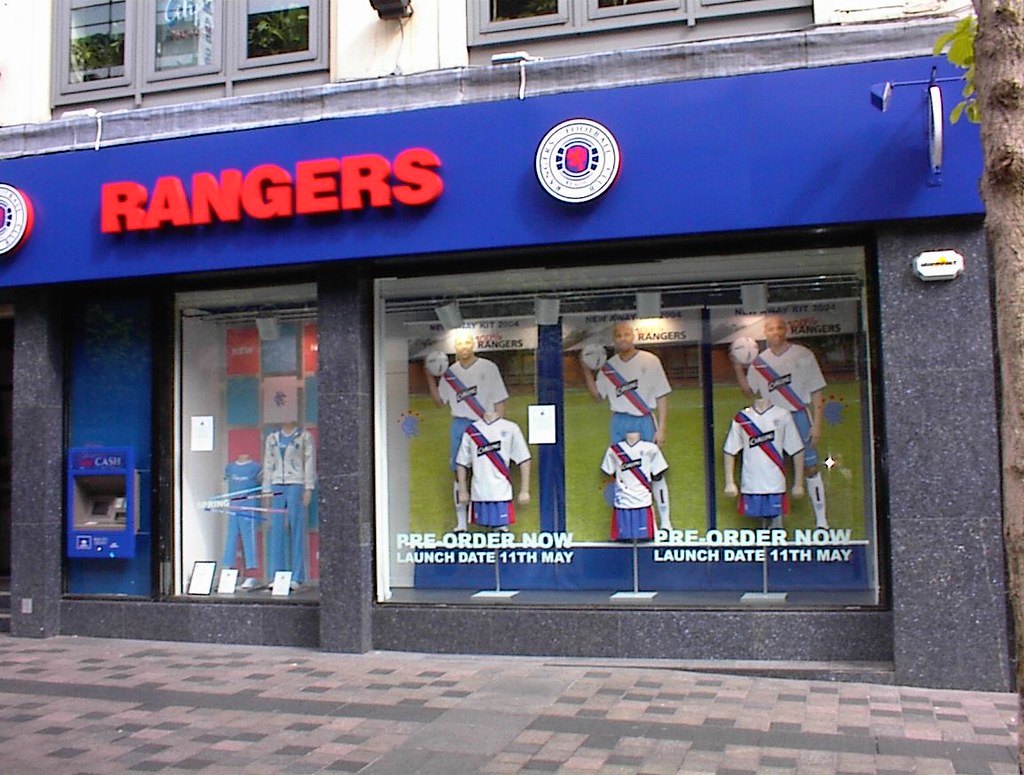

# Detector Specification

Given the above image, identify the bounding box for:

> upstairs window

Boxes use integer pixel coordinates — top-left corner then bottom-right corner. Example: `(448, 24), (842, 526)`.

(469, 0), (811, 48)
(68, 0), (131, 87)
(56, 0), (327, 107)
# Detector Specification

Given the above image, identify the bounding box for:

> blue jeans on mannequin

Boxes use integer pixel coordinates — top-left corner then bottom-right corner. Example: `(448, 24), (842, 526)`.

(268, 484), (306, 583)
(221, 504), (258, 569)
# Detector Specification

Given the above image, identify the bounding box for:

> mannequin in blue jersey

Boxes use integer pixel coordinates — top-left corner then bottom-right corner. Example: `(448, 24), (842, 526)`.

(221, 453), (262, 588)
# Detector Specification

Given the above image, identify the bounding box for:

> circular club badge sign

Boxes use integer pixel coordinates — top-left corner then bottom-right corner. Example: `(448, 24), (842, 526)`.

(535, 119), (621, 204)
(0, 184), (34, 256)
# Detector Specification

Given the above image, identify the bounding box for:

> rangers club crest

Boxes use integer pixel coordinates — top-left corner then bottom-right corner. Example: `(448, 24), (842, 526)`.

(0, 183), (34, 256)
(535, 119), (620, 203)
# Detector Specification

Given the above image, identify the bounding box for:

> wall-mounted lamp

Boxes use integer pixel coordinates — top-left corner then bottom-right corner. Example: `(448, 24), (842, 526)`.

(535, 298), (560, 326)
(435, 302), (464, 330)
(636, 292), (661, 319)
(491, 51), (541, 100)
(869, 81), (894, 112)
(870, 67), (961, 184)
(927, 81), (943, 180)
(491, 51), (538, 65)
(740, 284), (768, 314)
(368, 0), (412, 20)
(255, 317), (281, 341)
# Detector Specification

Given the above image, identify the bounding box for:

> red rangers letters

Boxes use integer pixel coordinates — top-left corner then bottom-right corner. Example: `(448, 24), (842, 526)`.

(100, 147), (443, 233)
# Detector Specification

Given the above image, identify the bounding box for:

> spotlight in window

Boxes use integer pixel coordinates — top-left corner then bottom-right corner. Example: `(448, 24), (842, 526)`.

(255, 317), (281, 341)
(434, 302), (464, 330)
(740, 284), (767, 314)
(636, 292), (661, 319)
(535, 298), (560, 326)
(369, 0), (413, 20)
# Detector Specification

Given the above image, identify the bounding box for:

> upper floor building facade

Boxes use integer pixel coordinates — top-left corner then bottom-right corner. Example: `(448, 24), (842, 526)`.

(1, 0), (969, 128)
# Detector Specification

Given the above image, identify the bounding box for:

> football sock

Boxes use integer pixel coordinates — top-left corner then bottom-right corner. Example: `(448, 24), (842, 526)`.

(806, 473), (828, 528)
(652, 478), (671, 529)
(453, 481), (468, 531)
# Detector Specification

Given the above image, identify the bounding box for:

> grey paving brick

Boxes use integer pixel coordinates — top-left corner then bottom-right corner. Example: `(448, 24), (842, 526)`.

(0, 634), (1013, 775)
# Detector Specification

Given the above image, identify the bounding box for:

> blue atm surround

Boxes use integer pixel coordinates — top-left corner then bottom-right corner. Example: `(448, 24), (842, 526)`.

(67, 447), (137, 559)
(67, 299), (153, 595)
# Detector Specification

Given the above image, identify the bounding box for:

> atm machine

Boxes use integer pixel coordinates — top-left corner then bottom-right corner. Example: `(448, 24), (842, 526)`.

(66, 447), (138, 559)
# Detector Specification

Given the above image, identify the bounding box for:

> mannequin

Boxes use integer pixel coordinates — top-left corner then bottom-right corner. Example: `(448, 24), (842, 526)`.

(722, 397), (804, 529)
(454, 411), (531, 530)
(601, 430), (668, 541)
(222, 453), (262, 587)
(262, 421), (316, 587)
(732, 316), (826, 527)
(425, 332), (509, 532)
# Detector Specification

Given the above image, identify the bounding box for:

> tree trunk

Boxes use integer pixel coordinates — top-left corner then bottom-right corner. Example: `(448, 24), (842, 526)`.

(974, 0), (1024, 769)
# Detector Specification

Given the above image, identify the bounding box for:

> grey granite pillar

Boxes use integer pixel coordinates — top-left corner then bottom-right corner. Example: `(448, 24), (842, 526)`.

(877, 222), (1012, 691)
(316, 266), (374, 652)
(10, 290), (65, 638)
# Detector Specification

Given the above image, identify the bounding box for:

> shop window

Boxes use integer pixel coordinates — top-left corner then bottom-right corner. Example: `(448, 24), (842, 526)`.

(55, 0), (327, 106)
(469, 0), (811, 47)
(375, 249), (880, 608)
(176, 285), (319, 600)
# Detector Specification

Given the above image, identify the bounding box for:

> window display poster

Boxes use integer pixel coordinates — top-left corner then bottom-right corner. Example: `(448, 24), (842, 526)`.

(226, 327), (260, 375)
(303, 324), (318, 374)
(227, 377), (260, 425)
(261, 323), (298, 374)
(262, 376), (299, 424)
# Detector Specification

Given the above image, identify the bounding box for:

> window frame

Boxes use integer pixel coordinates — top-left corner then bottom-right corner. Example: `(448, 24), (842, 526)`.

(468, 0), (811, 47)
(54, 0), (329, 107)
(58, 0), (138, 97)
(173, 283), (320, 600)
(143, 0), (224, 84)
(474, 0), (572, 37)
(236, 0), (325, 73)
(585, 0), (683, 23)
(373, 247), (881, 609)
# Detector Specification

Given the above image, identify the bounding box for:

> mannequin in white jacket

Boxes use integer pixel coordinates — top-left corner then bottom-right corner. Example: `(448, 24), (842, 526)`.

(262, 421), (316, 585)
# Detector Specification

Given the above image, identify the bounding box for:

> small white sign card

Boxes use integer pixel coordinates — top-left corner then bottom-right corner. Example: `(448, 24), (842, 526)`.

(271, 571), (293, 596)
(528, 404), (557, 445)
(217, 568), (239, 594)
(187, 561), (217, 595)
(190, 415), (215, 452)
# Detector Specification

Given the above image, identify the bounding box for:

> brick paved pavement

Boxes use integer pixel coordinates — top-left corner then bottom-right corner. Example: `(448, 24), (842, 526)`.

(0, 634), (1016, 774)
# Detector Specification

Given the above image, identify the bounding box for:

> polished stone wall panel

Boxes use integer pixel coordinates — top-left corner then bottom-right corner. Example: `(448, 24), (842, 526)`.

(876, 224), (1011, 691)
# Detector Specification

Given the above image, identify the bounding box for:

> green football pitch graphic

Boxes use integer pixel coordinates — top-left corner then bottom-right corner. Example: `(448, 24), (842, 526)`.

(403, 381), (866, 543)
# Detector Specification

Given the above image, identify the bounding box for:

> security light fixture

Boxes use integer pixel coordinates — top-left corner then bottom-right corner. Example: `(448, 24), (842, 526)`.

(369, 0), (412, 20)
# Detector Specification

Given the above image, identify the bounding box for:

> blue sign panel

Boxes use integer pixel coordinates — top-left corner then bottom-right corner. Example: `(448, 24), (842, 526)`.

(0, 56), (981, 287)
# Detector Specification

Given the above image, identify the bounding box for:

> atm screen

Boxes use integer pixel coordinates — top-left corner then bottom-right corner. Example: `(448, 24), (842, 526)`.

(92, 499), (111, 516)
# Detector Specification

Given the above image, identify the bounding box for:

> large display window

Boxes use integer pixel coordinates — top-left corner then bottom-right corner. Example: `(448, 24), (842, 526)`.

(376, 248), (879, 607)
(176, 285), (318, 600)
